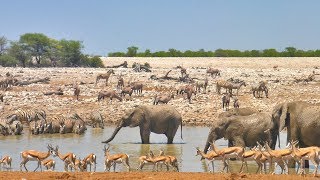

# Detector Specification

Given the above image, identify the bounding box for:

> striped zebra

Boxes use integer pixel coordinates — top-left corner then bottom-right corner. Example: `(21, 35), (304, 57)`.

(11, 108), (46, 125)
(89, 111), (105, 129)
(44, 115), (66, 134)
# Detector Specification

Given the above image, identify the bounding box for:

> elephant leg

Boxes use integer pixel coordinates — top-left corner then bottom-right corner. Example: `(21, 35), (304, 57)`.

(140, 128), (150, 144)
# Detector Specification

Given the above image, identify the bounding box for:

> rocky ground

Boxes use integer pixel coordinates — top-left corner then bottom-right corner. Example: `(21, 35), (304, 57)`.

(1, 57), (320, 126)
(0, 171), (317, 180)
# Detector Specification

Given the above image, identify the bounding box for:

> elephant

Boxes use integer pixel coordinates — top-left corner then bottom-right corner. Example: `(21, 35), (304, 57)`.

(218, 107), (259, 119)
(203, 112), (279, 154)
(102, 105), (183, 144)
(272, 101), (320, 147)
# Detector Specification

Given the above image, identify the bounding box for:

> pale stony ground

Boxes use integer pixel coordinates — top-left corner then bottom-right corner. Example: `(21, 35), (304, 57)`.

(0, 57), (320, 126)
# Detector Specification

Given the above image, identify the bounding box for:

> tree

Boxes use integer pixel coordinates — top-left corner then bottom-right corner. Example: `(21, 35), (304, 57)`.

(0, 54), (19, 67)
(8, 42), (29, 67)
(59, 39), (83, 67)
(0, 36), (8, 55)
(19, 33), (50, 66)
(262, 49), (279, 57)
(46, 39), (62, 67)
(126, 46), (138, 57)
(283, 47), (297, 57)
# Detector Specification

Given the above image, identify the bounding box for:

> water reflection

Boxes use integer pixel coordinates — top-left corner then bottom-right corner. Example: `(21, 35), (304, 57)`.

(0, 126), (315, 174)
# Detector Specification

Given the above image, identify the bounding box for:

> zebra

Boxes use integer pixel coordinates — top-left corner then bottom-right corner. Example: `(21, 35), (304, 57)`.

(89, 111), (105, 129)
(10, 108), (46, 125)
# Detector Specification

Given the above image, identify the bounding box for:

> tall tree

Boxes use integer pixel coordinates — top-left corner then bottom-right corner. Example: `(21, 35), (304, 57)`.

(0, 36), (8, 55)
(19, 33), (50, 66)
(59, 39), (83, 67)
(8, 42), (29, 67)
(126, 46), (138, 57)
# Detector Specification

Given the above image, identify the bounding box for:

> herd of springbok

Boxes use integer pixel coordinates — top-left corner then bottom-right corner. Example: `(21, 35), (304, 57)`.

(0, 140), (318, 176)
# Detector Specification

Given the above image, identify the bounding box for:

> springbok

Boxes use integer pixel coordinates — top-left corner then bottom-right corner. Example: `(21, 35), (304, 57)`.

(209, 142), (245, 173)
(0, 155), (12, 170)
(41, 159), (55, 171)
(52, 145), (77, 172)
(82, 153), (97, 172)
(158, 149), (179, 172)
(20, 144), (56, 172)
(289, 140), (319, 176)
(196, 147), (221, 172)
(103, 144), (130, 172)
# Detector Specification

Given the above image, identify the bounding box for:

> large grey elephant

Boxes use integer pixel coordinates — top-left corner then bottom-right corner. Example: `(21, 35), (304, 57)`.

(203, 112), (279, 154)
(102, 105), (183, 144)
(272, 101), (320, 147)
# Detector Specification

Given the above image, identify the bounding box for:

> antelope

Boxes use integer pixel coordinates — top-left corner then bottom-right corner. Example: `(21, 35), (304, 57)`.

(209, 142), (245, 173)
(52, 145), (77, 172)
(157, 149), (179, 172)
(195, 147), (221, 173)
(262, 141), (292, 174)
(289, 140), (319, 176)
(103, 144), (130, 172)
(206, 68), (221, 77)
(241, 146), (267, 174)
(89, 111), (105, 129)
(222, 93), (231, 111)
(41, 159), (55, 171)
(82, 153), (97, 172)
(117, 76), (124, 90)
(137, 153), (155, 171)
(233, 97), (239, 108)
(96, 69), (114, 86)
(0, 155), (12, 170)
(153, 93), (174, 105)
(130, 82), (143, 95)
(97, 90), (122, 102)
(146, 150), (171, 172)
(121, 86), (133, 98)
(74, 158), (86, 172)
(20, 144), (56, 172)
(73, 84), (80, 100)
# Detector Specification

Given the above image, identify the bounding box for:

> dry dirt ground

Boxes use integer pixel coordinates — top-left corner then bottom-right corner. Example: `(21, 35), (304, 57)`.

(0, 172), (318, 180)
(0, 57), (320, 179)
(1, 57), (320, 126)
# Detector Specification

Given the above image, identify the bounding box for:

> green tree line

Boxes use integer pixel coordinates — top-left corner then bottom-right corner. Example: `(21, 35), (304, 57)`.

(0, 34), (104, 68)
(109, 46), (320, 57)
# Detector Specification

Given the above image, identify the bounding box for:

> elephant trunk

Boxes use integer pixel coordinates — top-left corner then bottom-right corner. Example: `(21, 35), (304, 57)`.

(204, 130), (213, 154)
(102, 124), (123, 143)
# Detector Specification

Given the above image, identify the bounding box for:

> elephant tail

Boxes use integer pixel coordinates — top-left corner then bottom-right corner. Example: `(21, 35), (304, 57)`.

(180, 118), (183, 140)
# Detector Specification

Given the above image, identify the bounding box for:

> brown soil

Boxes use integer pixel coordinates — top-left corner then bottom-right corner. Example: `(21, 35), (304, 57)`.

(0, 172), (317, 180)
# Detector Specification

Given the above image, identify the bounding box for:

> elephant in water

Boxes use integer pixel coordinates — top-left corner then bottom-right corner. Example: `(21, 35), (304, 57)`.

(102, 105), (183, 144)
(272, 101), (320, 147)
(204, 112), (279, 154)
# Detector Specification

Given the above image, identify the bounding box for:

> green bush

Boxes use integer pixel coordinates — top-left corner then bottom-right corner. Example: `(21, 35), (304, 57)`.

(0, 55), (19, 67)
(81, 55), (105, 68)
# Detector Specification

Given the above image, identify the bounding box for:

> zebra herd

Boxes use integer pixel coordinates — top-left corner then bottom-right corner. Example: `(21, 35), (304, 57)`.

(0, 109), (104, 136)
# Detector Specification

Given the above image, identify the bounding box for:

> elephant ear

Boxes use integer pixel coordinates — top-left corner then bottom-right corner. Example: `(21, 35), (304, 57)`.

(279, 103), (288, 132)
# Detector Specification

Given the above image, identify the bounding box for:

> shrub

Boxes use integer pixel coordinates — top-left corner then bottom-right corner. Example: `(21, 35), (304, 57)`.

(0, 55), (19, 67)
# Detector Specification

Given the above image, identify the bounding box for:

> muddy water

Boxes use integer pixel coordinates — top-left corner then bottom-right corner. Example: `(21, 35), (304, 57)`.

(0, 126), (314, 173)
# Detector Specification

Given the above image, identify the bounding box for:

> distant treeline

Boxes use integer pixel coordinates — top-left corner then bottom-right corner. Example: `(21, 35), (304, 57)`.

(109, 46), (320, 57)
(0, 34), (104, 68)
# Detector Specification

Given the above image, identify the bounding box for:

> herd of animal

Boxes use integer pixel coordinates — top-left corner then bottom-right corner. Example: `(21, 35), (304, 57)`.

(0, 64), (319, 176)
(0, 144), (179, 173)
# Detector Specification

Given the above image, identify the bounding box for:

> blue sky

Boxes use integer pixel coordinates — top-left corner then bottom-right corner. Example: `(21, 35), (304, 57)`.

(1, 0), (320, 55)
